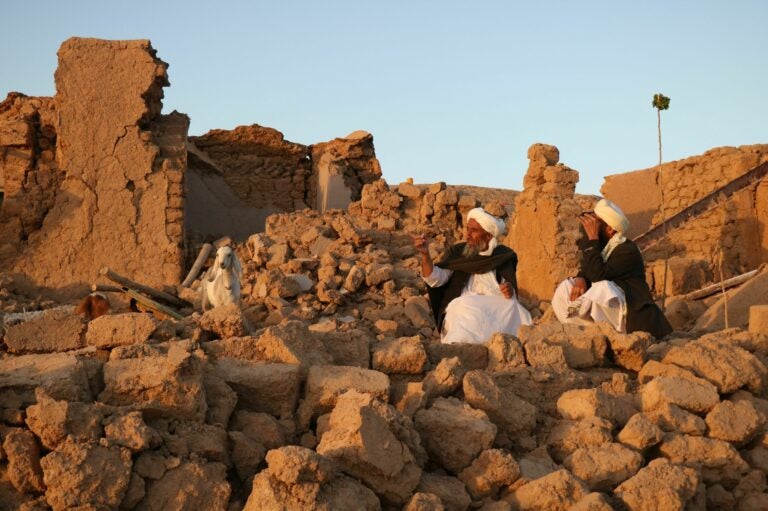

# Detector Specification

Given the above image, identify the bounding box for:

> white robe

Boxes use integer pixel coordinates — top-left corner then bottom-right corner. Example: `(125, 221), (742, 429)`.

(424, 265), (532, 344)
(551, 277), (627, 333)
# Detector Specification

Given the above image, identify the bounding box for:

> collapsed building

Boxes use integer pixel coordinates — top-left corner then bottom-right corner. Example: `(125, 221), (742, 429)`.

(1, 37), (768, 511)
(1, 37), (766, 308)
(0, 38), (381, 299)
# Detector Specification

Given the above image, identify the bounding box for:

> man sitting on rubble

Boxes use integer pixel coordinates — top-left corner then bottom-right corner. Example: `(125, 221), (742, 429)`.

(551, 198), (673, 339)
(413, 207), (532, 344)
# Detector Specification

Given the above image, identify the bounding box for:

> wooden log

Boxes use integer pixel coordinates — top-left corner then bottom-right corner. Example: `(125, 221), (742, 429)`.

(684, 268), (761, 301)
(99, 267), (190, 308)
(123, 288), (186, 321)
(90, 284), (123, 293)
(181, 243), (213, 288)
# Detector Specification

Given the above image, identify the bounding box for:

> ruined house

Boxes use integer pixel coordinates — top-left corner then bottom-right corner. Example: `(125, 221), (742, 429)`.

(0, 38), (381, 299)
(602, 145), (768, 296)
(1, 36), (766, 308)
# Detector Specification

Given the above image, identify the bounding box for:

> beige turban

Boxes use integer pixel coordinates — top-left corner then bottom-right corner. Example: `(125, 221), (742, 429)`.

(467, 207), (506, 238)
(594, 198), (629, 234)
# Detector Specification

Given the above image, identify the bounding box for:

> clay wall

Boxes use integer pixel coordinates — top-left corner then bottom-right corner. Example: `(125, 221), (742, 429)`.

(360, 144), (585, 308)
(0, 38), (187, 298)
(0, 38), (385, 298)
(0, 94), (61, 262)
(189, 125), (313, 214)
(186, 128), (382, 242)
(603, 144), (768, 285)
(600, 167), (660, 239)
(509, 144), (582, 306)
(311, 130), (382, 212)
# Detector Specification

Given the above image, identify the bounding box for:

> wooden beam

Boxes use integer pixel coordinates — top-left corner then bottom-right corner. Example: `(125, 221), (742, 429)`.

(90, 284), (123, 293)
(684, 268), (761, 301)
(181, 243), (213, 288)
(633, 161), (768, 250)
(99, 267), (190, 309)
(123, 288), (186, 321)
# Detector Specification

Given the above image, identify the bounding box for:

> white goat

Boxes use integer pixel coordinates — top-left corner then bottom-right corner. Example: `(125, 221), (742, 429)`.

(200, 246), (243, 311)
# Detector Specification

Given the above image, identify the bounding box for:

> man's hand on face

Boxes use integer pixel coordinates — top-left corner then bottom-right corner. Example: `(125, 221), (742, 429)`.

(570, 277), (587, 301)
(499, 281), (514, 299)
(412, 234), (431, 256)
(578, 213), (601, 241)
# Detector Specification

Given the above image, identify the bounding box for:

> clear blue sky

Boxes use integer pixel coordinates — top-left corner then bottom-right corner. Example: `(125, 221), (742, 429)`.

(2, 0), (766, 194)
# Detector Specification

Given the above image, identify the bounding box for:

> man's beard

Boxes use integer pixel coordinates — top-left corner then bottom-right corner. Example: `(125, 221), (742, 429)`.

(598, 227), (610, 247)
(462, 242), (483, 257)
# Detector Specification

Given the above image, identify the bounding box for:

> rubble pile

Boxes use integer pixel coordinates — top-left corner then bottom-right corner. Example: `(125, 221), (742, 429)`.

(2, 177), (768, 511)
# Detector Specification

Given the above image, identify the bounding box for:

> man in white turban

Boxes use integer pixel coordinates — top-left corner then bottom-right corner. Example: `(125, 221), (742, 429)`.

(413, 207), (532, 344)
(552, 198), (672, 339)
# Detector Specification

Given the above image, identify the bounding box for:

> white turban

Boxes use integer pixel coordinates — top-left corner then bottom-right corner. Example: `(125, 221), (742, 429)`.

(467, 207), (506, 238)
(594, 198), (630, 235)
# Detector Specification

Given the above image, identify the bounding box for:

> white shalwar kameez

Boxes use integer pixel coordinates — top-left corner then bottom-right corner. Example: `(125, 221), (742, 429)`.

(423, 266), (532, 344)
(551, 277), (627, 333)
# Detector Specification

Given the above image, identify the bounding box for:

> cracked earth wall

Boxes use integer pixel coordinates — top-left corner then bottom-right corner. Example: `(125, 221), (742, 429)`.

(602, 144), (768, 284)
(509, 144), (582, 306)
(0, 94), (60, 262)
(0, 38), (187, 298)
(0, 38), (384, 298)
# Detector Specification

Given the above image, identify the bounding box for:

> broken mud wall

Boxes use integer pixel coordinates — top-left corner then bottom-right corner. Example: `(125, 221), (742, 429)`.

(184, 147), (278, 243)
(603, 145), (768, 289)
(189, 125), (313, 215)
(311, 130), (382, 213)
(509, 144), (582, 306)
(1, 37), (385, 299)
(0, 94), (60, 263)
(0, 38), (188, 298)
(351, 143), (584, 308)
(186, 127), (382, 242)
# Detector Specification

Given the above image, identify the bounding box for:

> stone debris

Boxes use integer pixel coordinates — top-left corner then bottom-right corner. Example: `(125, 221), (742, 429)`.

(85, 312), (156, 349)
(414, 397), (497, 474)
(40, 440), (133, 510)
(639, 375), (720, 414)
(662, 337), (768, 394)
(3, 428), (45, 493)
(613, 458), (701, 511)
(99, 342), (207, 420)
(505, 469), (589, 510)
(546, 417), (613, 463)
(140, 460), (231, 511)
(2, 186), (768, 510)
(316, 390), (423, 504)
(562, 442), (643, 491)
(4, 307), (84, 354)
(244, 446), (379, 511)
(2, 35), (768, 511)
(616, 413), (664, 451)
(458, 448), (520, 500)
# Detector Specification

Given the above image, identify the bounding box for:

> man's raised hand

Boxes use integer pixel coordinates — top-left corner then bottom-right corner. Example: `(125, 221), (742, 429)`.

(578, 212), (601, 241)
(413, 234), (435, 278)
(412, 234), (430, 255)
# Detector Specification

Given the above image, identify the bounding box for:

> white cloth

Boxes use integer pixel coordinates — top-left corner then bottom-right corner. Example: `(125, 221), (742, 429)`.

(551, 278), (627, 333)
(423, 266), (532, 344)
(467, 208), (506, 238)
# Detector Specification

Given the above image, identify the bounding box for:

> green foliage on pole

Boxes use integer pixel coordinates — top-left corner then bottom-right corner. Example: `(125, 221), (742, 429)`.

(653, 93), (670, 111)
